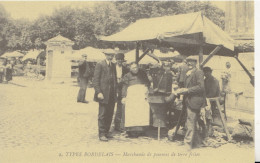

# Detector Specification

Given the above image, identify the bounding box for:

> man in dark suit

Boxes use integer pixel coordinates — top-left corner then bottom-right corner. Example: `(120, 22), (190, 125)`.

(93, 49), (117, 142)
(175, 56), (206, 149)
(113, 53), (129, 132)
(176, 59), (189, 88)
(77, 54), (90, 103)
(202, 66), (221, 137)
(203, 67), (220, 98)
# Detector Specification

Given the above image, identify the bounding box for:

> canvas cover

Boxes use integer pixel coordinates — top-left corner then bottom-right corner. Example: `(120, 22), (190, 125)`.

(71, 47), (106, 62)
(124, 50), (159, 64)
(101, 12), (235, 56)
(22, 50), (44, 61)
(1, 51), (24, 58)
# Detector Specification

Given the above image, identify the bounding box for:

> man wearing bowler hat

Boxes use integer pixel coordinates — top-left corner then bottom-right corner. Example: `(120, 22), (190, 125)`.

(93, 49), (117, 141)
(113, 53), (129, 132)
(174, 55), (206, 149)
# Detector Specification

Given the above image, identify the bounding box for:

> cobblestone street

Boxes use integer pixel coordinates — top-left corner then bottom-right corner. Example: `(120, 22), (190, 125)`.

(0, 77), (254, 163)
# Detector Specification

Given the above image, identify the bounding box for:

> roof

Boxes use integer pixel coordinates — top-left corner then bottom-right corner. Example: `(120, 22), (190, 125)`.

(1, 51), (24, 58)
(101, 12), (235, 56)
(22, 50), (44, 61)
(45, 35), (74, 47)
(46, 35), (73, 43)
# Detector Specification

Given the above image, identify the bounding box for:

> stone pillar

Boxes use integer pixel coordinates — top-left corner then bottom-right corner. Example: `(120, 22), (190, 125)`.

(225, 1), (254, 40)
(45, 35), (74, 83)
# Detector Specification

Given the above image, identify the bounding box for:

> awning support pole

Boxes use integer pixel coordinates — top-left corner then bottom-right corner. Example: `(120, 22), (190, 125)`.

(234, 54), (254, 87)
(199, 45), (203, 68)
(137, 48), (151, 63)
(147, 52), (160, 63)
(198, 32), (205, 68)
(200, 45), (222, 67)
(136, 42), (140, 63)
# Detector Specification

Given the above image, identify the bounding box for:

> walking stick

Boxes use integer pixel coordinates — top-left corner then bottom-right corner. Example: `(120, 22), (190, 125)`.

(169, 95), (186, 140)
(223, 92), (227, 120)
(172, 104), (185, 141)
(158, 119), (161, 141)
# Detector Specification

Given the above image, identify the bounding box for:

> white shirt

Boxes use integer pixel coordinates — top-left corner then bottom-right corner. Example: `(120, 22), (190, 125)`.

(116, 65), (122, 79)
(106, 59), (111, 66)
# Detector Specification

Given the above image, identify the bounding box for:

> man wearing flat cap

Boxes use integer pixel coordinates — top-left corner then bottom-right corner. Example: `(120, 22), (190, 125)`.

(201, 66), (221, 138)
(113, 53), (129, 132)
(93, 49), (117, 141)
(203, 67), (220, 98)
(174, 55), (206, 149)
(77, 54), (91, 103)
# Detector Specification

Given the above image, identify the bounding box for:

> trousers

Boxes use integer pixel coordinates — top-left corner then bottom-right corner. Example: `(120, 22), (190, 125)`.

(114, 101), (125, 131)
(184, 107), (201, 148)
(77, 78), (88, 102)
(98, 90), (115, 137)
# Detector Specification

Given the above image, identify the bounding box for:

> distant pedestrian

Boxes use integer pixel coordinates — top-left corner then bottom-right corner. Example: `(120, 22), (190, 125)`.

(77, 54), (91, 103)
(5, 60), (13, 82)
(0, 58), (7, 83)
(221, 62), (231, 93)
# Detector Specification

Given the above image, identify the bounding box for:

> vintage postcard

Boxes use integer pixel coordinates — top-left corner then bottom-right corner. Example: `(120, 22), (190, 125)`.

(0, 1), (256, 163)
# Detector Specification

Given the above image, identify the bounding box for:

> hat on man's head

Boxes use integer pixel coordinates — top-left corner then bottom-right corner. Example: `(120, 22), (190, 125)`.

(186, 55), (198, 62)
(102, 49), (116, 55)
(203, 66), (212, 73)
(115, 53), (125, 60)
(81, 54), (87, 57)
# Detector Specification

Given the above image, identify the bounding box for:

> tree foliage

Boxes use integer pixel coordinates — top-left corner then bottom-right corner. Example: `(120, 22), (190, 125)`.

(0, 1), (225, 55)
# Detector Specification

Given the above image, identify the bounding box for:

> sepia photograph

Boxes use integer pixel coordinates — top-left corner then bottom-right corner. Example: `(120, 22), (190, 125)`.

(0, 1), (257, 162)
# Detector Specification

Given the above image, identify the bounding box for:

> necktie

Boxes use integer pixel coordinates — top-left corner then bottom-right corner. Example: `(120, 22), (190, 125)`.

(108, 62), (114, 90)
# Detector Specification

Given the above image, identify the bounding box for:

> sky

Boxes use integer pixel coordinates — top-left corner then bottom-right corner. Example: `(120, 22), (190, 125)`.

(0, 1), (226, 21)
(0, 1), (102, 21)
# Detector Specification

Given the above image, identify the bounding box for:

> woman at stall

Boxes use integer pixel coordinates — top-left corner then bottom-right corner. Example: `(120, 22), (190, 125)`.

(121, 62), (151, 137)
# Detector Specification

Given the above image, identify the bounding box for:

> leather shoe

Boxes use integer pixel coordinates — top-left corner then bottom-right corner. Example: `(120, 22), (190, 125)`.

(77, 100), (89, 104)
(106, 134), (114, 139)
(99, 136), (108, 142)
(183, 143), (192, 151)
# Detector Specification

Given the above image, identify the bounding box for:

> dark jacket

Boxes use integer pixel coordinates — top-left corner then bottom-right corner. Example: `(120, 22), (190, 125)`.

(93, 60), (117, 104)
(116, 65), (129, 99)
(205, 75), (220, 98)
(184, 68), (206, 110)
(122, 69), (150, 98)
(78, 60), (90, 79)
(177, 63), (189, 88)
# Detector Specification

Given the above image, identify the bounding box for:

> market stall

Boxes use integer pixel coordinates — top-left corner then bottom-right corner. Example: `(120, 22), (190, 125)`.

(100, 11), (240, 140)
(124, 49), (159, 64)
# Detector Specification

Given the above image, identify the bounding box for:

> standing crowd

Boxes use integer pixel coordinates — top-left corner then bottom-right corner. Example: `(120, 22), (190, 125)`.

(77, 49), (225, 150)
